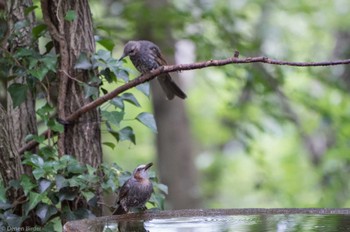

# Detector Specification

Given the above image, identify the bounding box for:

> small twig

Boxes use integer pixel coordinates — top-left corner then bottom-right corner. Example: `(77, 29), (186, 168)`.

(18, 54), (350, 154)
(59, 69), (85, 84)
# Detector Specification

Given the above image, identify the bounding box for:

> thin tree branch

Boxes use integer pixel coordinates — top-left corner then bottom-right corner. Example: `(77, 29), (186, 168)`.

(18, 54), (350, 154)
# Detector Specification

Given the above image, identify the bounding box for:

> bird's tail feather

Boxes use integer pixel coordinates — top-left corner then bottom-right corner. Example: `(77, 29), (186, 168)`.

(157, 74), (187, 100)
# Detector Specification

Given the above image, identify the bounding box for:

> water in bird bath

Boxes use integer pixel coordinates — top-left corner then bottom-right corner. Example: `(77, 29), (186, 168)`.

(100, 214), (350, 232)
(63, 209), (350, 232)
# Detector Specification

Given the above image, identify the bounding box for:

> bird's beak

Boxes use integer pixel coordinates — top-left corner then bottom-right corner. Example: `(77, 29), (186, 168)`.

(145, 162), (153, 170)
(118, 53), (127, 62)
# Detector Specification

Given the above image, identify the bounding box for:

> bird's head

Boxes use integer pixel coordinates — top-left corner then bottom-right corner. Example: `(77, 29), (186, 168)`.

(119, 41), (140, 61)
(133, 162), (153, 180)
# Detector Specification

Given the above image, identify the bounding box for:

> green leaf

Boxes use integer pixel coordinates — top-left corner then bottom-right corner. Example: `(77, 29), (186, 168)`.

(24, 192), (44, 215)
(39, 179), (51, 193)
(36, 103), (54, 119)
(103, 142), (116, 150)
(74, 52), (92, 70)
(136, 82), (150, 97)
(95, 49), (112, 62)
(110, 97), (124, 110)
(32, 135), (46, 144)
(118, 126), (136, 144)
(100, 68), (116, 83)
(116, 69), (129, 82)
(58, 188), (78, 201)
(42, 53), (57, 71)
(36, 203), (58, 224)
(102, 179), (117, 192)
(136, 112), (158, 133)
(102, 110), (124, 126)
(121, 93), (141, 107)
(82, 191), (95, 202)
(8, 83), (28, 107)
(64, 10), (76, 21)
(14, 20), (29, 31)
(24, 134), (34, 142)
(39, 146), (57, 160)
(32, 24), (47, 39)
(67, 162), (86, 174)
(45, 41), (54, 54)
(24, 5), (38, 15)
(86, 165), (96, 176)
(9, 179), (21, 190)
(33, 168), (45, 180)
(97, 38), (115, 52)
(20, 175), (37, 195)
(22, 154), (44, 168)
(155, 183), (168, 195)
(55, 175), (68, 190)
(83, 83), (99, 99)
(0, 201), (12, 210)
(0, 182), (7, 202)
(47, 118), (64, 132)
(29, 65), (49, 81)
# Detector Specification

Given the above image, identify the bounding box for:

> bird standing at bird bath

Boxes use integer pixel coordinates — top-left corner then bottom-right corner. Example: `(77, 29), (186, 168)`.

(114, 163), (154, 215)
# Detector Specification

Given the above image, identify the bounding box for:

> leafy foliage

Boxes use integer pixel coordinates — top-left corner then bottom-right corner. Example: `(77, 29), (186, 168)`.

(0, 150), (166, 229)
(0, 1), (164, 229)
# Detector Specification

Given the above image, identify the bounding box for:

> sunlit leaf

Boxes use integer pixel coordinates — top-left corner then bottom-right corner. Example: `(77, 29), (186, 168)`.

(119, 126), (136, 144)
(136, 112), (157, 133)
(64, 10), (76, 21)
(24, 5), (38, 15)
(39, 179), (51, 193)
(121, 93), (141, 107)
(97, 38), (115, 52)
(33, 168), (45, 180)
(136, 82), (150, 97)
(103, 142), (116, 150)
(110, 97), (124, 110)
(102, 110), (124, 126)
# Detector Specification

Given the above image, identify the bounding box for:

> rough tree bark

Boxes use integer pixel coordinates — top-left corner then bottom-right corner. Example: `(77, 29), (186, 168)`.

(0, 106), (23, 201)
(0, 0), (36, 213)
(41, 0), (103, 215)
(40, 0), (102, 167)
(6, 0), (38, 154)
(135, 0), (201, 209)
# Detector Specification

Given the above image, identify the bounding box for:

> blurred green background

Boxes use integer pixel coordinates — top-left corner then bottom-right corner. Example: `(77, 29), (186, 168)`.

(90, 0), (350, 209)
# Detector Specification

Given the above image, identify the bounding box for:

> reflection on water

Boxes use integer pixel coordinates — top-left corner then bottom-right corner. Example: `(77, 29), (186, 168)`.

(102, 214), (350, 232)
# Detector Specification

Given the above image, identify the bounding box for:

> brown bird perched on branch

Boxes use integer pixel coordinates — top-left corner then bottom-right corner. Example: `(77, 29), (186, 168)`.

(119, 40), (187, 100)
(113, 162), (154, 215)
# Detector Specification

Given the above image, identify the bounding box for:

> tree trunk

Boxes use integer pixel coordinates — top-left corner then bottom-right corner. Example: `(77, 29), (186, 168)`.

(41, 0), (103, 215)
(135, 0), (201, 209)
(0, 106), (24, 201)
(0, 1), (38, 224)
(41, 0), (102, 167)
(6, 0), (38, 154)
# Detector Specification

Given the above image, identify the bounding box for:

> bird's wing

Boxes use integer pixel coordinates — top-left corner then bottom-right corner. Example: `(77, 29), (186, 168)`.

(150, 46), (168, 66)
(117, 180), (131, 202)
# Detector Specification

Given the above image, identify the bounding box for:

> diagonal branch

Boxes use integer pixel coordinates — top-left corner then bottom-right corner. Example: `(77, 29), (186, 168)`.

(18, 54), (350, 154)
